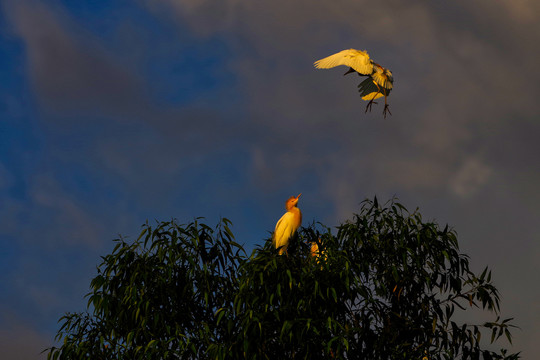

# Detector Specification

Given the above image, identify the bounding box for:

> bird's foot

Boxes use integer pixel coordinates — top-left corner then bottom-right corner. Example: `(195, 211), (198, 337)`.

(365, 100), (378, 113)
(383, 104), (392, 118)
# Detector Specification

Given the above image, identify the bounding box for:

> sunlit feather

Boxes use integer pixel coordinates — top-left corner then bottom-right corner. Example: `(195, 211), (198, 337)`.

(314, 49), (374, 75)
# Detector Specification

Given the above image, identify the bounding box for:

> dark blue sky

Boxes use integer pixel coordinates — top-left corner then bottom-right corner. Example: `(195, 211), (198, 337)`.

(1, 0), (539, 358)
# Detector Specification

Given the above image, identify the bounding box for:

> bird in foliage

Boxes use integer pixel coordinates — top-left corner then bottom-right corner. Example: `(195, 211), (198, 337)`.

(273, 193), (302, 255)
(314, 48), (394, 118)
(310, 241), (320, 258)
(310, 239), (327, 265)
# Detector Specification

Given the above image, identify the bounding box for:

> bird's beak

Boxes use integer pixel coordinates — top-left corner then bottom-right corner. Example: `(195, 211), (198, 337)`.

(296, 193), (302, 199)
(343, 67), (356, 76)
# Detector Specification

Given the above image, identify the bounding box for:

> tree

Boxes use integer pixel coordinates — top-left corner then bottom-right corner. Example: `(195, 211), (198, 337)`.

(47, 198), (520, 359)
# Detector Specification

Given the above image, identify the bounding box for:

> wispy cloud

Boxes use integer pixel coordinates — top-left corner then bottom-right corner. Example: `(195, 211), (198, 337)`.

(449, 156), (492, 197)
(0, 310), (50, 359)
(6, 0), (149, 118)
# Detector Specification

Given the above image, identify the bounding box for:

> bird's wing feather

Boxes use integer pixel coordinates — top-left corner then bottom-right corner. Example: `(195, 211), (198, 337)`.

(357, 77), (391, 100)
(314, 49), (374, 75)
(371, 70), (393, 90)
(273, 212), (295, 248)
(361, 91), (385, 101)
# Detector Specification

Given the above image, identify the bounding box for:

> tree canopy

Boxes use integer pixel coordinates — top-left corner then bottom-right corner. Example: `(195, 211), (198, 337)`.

(47, 198), (520, 359)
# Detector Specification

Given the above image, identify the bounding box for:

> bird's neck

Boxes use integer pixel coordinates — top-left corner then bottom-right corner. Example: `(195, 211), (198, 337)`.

(286, 205), (299, 212)
(288, 206), (302, 223)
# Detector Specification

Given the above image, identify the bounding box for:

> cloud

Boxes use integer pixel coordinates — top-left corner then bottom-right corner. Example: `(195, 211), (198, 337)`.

(4, 0), (256, 204)
(7, 0), (538, 206)
(500, 0), (540, 22)
(5, 0), (150, 119)
(0, 313), (49, 359)
(143, 0), (540, 200)
(11, 0), (538, 204)
(26, 174), (104, 248)
(449, 156), (492, 197)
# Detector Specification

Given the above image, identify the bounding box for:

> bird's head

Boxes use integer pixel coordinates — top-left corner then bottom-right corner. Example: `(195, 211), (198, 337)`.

(285, 193), (301, 209)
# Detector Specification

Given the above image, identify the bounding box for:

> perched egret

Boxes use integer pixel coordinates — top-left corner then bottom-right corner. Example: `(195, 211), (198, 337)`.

(314, 48), (393, 118)
(273, 194), (302, 255)
(310, 242), (319, 258)
(310, 239), (327, 264)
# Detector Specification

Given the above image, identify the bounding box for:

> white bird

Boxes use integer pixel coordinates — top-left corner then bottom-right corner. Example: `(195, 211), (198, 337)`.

(314, 49), (393, 118)
(273, 194), (302, 255)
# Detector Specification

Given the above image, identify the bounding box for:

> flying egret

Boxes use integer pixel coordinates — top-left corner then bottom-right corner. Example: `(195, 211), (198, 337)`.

(273, 193), (302, 255)
(314, 48), (393, 118)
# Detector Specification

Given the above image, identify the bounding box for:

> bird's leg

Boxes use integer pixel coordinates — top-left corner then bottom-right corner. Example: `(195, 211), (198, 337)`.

(371, 82), (392, 118)
(383, 104), (392, 118)
(365, 82), (382, 113)
(365, 99), (378, 113)
(382, 91), (392, 118)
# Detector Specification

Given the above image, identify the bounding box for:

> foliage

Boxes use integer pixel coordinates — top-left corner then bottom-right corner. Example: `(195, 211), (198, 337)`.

(47, 198), (520, 359)
(47, 218), (244, 359)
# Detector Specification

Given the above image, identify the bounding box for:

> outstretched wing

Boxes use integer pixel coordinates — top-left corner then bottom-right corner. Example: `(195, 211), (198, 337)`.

(314, 49), (374, 75)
